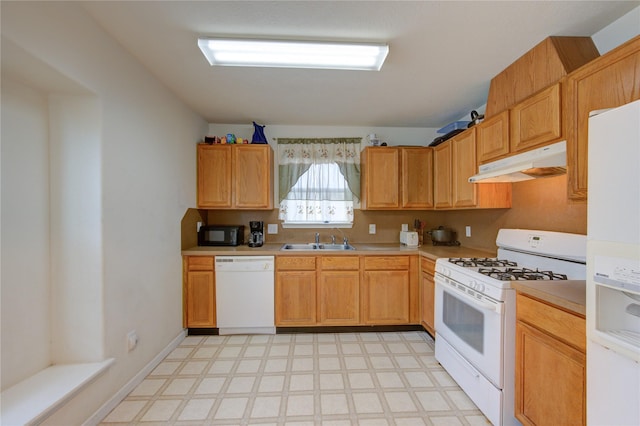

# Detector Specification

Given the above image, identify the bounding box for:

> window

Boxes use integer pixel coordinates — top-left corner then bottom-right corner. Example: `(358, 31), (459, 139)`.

(278, 138), (361, 226)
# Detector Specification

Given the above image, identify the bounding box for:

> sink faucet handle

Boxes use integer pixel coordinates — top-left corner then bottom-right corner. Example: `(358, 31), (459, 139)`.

(343, 236), (349, 245)
(331, 235), (336, 244)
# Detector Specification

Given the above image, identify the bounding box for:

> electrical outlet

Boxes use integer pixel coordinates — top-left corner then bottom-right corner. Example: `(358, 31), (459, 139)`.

(465, 226), (471, 237)
(369, 224), (376, 234)
(267, 223), (278, 234)
(127, 330), (138, 352)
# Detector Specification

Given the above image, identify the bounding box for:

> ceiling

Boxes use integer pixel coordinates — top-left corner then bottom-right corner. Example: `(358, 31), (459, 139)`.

(78, 1), (637, 128)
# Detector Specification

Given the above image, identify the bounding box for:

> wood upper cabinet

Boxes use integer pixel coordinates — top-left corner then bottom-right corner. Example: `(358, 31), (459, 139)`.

(361, 147), (433, 210)
(362, 256), (418, 325)
(515, 293), (586, 426)
(565, 35), (640, 201)
(275, 256), (316, 326)
(476, 110), (510, 164)
(197, 145), (232, 208)
(433, 141), (453, 209)
(183, 256), (215, 328)
(478, 84), (562, 165)
(197, 144), (273, 209)
(401, 147), (434, 209)
(361, 147), (400, 209)
(434, 130), (511, 210)
(510, 83), (563, 153)
(420, 257), (436, 336)
(318, 256), (360, 325)
(451, 130), (478, 208)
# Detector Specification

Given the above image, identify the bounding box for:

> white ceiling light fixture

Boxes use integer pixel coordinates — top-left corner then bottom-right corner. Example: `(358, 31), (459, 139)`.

(197, 37), (389, 71)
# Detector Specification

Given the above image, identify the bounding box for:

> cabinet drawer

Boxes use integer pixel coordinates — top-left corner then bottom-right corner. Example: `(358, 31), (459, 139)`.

(277, 256), (316, 271)
(187, 256), (214, 271)
(516, 293), (585, 352)
(364, 256), (410, 270)
(421, 257), (436, 274)
(321, 256), (359, 270)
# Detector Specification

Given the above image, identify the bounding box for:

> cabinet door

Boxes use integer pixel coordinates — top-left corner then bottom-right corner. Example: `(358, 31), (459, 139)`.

(361, 147), (400, 209)
(451, 130), (477, 208)
(186, 270), (216, 327)
(515, 321), (586, 426)
(565, 36), (640, 201)
(511, 83), (562, 153)
(275, 270), (316, 325)
(433, 141), (452, 209)
(234, 145), (273, 209)
(318, 270), (360, 325)
(401, 148), (434, 209)
(363, 270), (410, 324)
(420, 258), (436, 335)
(197, 145), (232, 208)
(476, 110), (510, 164)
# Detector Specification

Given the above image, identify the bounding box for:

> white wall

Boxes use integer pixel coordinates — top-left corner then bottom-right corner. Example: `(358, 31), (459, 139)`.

(208, 123), (441, 149)
(1, 2), (207, 424)
(592, 6), (640, 54)
(1, 78), (52, 389)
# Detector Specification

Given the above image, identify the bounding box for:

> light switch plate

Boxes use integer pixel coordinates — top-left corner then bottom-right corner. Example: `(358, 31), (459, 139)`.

(369, 224), (376, 234)
(267, 223), (278, 234)
(465, 226), (471, 237)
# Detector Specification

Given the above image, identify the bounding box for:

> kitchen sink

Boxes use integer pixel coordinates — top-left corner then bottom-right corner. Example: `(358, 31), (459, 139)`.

(280, 243), (356, 251)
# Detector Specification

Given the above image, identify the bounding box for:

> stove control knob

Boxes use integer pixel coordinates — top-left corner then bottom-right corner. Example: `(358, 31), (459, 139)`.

(476, 282), (485, 293)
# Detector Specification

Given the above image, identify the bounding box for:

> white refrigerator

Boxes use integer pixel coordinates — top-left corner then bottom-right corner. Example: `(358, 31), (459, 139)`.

(587, 99), (640, 425)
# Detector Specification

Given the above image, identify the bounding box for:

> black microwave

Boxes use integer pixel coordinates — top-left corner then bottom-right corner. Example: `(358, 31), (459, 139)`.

(198, 225), (244, 246)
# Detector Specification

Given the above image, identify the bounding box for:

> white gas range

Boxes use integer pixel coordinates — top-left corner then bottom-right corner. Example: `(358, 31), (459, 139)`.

(434, 229), (586, 426)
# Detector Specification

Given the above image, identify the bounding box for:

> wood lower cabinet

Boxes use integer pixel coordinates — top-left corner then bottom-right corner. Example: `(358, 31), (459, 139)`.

(197, 144), (273, 209)
(318, 256), (360, 325)
(362, 256), (418, 325)
(275, 256), (317, 326)
(515, 293), (586, 426)
(420, 257), (436, 336)
(565, 35), (640, 201)
(184, 256), (216, 328)
(361, 147), (433, 210)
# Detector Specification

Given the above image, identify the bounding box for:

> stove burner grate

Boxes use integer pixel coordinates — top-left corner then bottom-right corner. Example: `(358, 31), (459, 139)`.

(448, 257), (517, 268)
(478, 267), (568, 281)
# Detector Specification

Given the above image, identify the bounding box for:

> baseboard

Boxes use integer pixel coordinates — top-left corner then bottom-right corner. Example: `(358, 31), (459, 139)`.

(83, 329), (187, 426)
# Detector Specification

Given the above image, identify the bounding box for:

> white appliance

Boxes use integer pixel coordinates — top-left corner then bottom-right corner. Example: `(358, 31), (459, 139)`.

(435, 229), (586, 426)
(215, 256), (275, 335)
(400, 230), (419, 247)
(468, 140), (566, 183)
(586, 100), (640, 425)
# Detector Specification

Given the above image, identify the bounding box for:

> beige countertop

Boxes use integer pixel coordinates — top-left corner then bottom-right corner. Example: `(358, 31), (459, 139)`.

(512, 280), (586, 316)
(181, 243), (496, 260)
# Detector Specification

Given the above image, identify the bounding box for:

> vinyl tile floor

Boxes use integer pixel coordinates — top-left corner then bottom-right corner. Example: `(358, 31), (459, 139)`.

(99, 331), (490, 425)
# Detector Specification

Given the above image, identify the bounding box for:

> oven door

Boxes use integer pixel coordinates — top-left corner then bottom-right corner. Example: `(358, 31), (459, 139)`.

(435, 273), (505, 387)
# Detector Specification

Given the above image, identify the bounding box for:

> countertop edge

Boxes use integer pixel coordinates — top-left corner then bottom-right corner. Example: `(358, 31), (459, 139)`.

(512, 280), (586, 317)
(181, 244), (496, 259)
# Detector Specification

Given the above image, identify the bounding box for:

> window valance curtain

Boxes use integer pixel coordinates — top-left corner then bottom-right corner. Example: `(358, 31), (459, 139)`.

(277, 138), (361, 202)
(278, 138), (361, 224)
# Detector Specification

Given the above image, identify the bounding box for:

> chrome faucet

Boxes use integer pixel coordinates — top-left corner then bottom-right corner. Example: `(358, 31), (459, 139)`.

(331, 235), (337, 244)
(332, 227), (349, 246)
(315, 232), (320, 245)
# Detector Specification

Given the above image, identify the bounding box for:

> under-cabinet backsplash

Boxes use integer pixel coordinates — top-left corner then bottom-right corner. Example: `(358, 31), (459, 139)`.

(182, 175), (586, 251)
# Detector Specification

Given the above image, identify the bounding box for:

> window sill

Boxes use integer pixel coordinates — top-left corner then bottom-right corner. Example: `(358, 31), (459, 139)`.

(281, 222), (353, 229)
(0, 359), (115, 425)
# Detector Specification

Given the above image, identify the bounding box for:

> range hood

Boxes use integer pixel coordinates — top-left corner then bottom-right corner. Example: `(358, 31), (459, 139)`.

(469, 140), (567, 183)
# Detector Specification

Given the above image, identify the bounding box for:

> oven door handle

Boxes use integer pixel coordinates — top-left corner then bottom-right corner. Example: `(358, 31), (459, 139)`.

(437, 276), (503, 314)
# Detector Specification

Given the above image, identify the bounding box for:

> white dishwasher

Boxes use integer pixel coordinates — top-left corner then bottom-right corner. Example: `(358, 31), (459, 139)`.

(215, 256), (275, 335)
